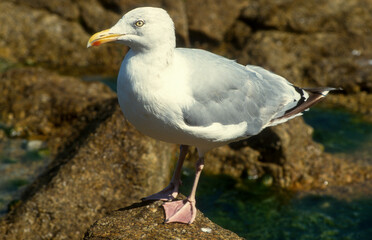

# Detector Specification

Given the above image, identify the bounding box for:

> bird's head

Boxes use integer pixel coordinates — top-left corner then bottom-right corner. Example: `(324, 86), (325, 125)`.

(87, 7), (176, 52)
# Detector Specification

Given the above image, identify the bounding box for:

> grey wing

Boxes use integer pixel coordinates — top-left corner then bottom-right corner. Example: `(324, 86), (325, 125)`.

(178, 48), (302, 136)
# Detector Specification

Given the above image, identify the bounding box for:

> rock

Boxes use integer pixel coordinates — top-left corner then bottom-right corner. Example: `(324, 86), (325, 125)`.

(1, 0), (372, 101)
(241, 0), (372, 34)
(78, 0), (121, 33)
(185, 0), (248, 43)
(0, 104), (174, 240)
(186, 144), (262, 180)
(0, 1), (123, 75)
(13, 0), (80, 20)
(163, 0), (189, 46)
(0, 67), (174, 239)
(245, 117), (370, 189)
(25, 140), (45, 151)
(230, 0), (372, 94)
(238, 31), (372, 93)
(0, 68), (116, 154)
(0, 129), (6, 141)
(84, 200), (243, 240)
(186, 116), (371, 189)
(0, 0), (189, 75)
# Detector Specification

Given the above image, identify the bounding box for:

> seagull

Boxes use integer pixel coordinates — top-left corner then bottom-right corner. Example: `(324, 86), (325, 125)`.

(87, 7), (336, 224)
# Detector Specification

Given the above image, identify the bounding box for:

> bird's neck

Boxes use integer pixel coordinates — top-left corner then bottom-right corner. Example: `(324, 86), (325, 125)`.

(131, 45), (175, 70)
(123, 46), (176, 92)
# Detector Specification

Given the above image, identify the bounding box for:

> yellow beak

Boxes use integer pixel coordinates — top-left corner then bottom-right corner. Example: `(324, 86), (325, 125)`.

(87, 29), (123, 48)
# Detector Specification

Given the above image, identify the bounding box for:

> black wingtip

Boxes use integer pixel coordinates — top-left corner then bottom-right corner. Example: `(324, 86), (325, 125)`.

(303, 87), (343, 94)
(271, 86), (338, 124)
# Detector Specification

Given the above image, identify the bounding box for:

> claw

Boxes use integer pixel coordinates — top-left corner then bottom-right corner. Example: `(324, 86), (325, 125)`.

(142, 183), (179, 201)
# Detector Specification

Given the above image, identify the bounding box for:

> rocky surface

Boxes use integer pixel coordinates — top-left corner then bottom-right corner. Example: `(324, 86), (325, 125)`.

(186, 0), (248, 42)
(0, 0), (190, 74)
(0, 68), (116, 154)
(228, 0), (372, 94)
(0, 68), (174, 239)
(84, 199), (243, 240)
(0, 1), (121, 75)
(1, 0), (371, 103)
(0, 104), (174, 239)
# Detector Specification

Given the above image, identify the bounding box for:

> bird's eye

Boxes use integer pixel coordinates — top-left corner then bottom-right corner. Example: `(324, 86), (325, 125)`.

(134, 20), (145, 27)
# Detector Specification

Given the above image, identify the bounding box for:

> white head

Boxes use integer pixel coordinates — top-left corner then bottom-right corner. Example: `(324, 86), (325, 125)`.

(87, 7), (175, 52)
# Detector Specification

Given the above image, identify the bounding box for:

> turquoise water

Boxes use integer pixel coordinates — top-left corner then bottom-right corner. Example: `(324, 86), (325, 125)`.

(0, 125), (51, 215)
(303, 108), (372, 153)
(82, 76), (117, 92)
(180, 108), (372, 240)
(181, 172), (371, 240)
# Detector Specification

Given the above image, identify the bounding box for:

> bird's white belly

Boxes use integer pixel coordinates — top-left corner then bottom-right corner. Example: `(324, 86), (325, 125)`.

(119, 97), (176, 141)
(117, 75), (193, 145)
(115, 49), (209, 145)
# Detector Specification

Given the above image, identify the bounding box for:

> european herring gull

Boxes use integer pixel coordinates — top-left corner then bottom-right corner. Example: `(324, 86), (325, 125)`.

(87, 7), (336, 224)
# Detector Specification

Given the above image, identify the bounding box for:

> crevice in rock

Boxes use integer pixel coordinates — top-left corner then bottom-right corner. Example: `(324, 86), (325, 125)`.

(239, 17), (307, 35)
(97, 0), (122, 15)
(188, 30), (220, 47)
(229, 128), (284, 165)
(78, 13), (95, 34)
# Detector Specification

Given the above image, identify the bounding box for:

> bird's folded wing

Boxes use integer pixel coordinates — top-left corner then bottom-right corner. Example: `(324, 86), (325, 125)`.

(177, 48), (300, 140)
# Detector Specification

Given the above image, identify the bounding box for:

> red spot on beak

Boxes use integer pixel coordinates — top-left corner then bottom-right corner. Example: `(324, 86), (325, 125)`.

(92, 41), (101, 46)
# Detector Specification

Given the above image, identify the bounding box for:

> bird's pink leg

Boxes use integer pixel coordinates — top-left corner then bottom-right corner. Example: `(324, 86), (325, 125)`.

(163, 156), (204, 224)
(142, 145), (189, 201)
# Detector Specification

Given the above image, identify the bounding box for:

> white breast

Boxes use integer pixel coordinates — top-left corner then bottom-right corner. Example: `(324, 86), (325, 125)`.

(116, 50), (195, 144)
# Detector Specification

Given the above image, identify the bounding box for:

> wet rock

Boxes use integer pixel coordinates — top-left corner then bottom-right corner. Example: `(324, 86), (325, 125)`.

(252, 117), (370, 189)
(324, 93), (372, 122)
(84, 200), (243, 240)
(25, 140), (45, 151)
(296, 180), (372, 202)
(0, 136), (51, 216)
(186, 144), (262, 180)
